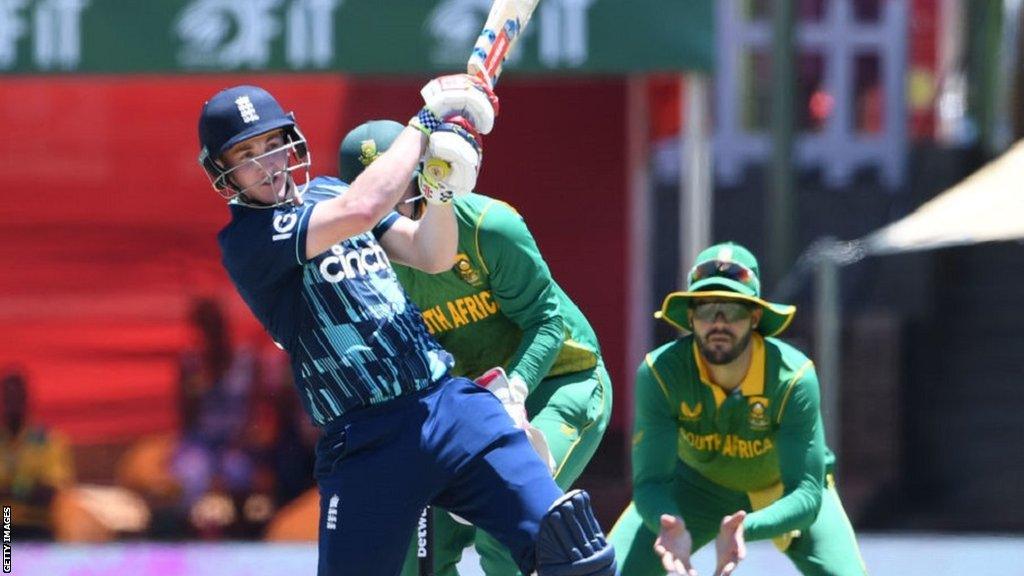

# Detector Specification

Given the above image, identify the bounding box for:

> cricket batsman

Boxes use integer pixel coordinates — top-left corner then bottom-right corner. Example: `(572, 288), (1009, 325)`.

(608, 242), (867, 576)
(337, 120), (614, 576)
(197, 78), (615, 576)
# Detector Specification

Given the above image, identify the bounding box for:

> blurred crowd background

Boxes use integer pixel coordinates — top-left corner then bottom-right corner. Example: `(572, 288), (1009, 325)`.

(2, 0), (1024, 548)
(2, 296), (320, 542)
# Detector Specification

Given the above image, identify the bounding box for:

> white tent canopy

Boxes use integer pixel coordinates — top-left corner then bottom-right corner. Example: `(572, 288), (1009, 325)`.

(865, 140), (1024, 255)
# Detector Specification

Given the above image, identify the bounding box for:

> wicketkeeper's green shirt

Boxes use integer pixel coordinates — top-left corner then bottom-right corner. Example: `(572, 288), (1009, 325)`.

(632, 333), (835, 542)
(393, 193), (599, 388)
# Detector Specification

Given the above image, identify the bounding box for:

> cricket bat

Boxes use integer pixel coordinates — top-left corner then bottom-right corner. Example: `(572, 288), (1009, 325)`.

(467, 0), (542, 89)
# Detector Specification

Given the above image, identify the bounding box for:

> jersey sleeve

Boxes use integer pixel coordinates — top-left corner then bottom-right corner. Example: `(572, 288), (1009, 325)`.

(744, 362), (826, 541)
(373, 211), (401, 239)
(632, 357), (685, 533)
(476, 202), (564, 391)
(221, 202), (314, 291)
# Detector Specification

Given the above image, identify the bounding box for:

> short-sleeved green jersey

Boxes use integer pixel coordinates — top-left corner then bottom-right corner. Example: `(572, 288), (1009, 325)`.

(632, 333), (835, 542)
(392, 193), (599, 389)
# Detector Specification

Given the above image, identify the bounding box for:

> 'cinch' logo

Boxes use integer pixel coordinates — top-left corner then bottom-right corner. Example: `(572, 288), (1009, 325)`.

(319, 243), (391, 283)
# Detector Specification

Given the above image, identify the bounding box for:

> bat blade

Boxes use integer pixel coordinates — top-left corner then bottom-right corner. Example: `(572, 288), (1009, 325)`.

(467, 0), (541, 88)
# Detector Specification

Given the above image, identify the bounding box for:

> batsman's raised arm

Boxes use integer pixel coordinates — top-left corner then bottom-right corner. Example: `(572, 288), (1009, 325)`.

(375, 195), (459, 274)
(334, 114), (486, 274)
(306, 126), (429, 259)
(307, 76), (496, 261)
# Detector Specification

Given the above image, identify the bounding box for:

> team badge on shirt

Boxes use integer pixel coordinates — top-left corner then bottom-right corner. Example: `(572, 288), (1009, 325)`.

(747, 396), (770, 430)
(453, 253), (484, 287)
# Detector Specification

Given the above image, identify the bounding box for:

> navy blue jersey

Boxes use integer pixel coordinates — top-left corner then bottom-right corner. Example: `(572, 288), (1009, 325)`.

(218, 176), (452, 425)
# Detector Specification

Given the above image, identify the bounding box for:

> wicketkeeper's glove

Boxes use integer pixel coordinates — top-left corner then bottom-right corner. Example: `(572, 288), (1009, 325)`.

(475, 367), (556, 475)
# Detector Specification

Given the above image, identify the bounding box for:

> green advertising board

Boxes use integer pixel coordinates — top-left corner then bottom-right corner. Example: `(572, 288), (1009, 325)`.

(0, 0), (713, 75)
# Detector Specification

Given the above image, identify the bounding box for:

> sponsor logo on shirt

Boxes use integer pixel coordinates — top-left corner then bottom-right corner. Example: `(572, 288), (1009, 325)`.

(679, 401), (703, 422)
(272, 212), (299, 241)
(319, 243), (391, 282)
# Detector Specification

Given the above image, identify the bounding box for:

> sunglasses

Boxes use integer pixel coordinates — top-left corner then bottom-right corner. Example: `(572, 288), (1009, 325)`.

(688, 260), (759, 292)
(690, 301), (753, 323)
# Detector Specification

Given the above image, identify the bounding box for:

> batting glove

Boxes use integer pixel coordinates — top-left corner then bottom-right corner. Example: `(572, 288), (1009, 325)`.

(417, 118), (482, 205)
(420, 74), (499, 135)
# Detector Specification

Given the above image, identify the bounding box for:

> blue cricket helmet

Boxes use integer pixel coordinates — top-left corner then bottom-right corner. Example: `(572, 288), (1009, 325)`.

(197, 85), (310, 200)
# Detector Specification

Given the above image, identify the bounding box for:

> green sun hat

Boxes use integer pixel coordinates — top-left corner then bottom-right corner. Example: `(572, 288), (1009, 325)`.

(655, 242), (796, 337)
(338, 119), (405, 183)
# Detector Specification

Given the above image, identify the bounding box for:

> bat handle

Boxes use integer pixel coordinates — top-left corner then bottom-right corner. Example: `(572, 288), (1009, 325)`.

(468, 32), (500, 89)
(468, 67), (496, 90)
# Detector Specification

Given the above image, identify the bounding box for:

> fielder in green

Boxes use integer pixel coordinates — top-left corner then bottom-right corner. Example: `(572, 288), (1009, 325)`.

(338, 120), (613, 576)
(609, 242), (866, 576)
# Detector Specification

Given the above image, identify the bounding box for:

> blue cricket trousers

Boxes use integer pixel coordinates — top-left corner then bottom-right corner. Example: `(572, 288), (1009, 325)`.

(314, 375), (563, 576)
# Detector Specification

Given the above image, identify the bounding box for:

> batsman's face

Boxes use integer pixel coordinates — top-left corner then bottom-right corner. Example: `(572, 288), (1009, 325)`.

(689, 299), (762, 365)
(222, 130), (291, 204)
